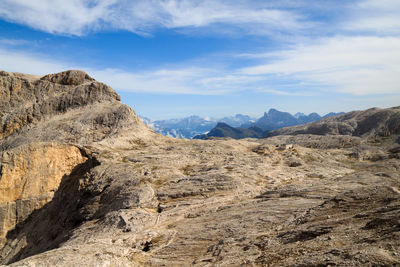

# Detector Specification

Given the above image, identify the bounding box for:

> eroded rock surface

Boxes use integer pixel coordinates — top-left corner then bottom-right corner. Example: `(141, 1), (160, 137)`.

(0, 70), (399, 266)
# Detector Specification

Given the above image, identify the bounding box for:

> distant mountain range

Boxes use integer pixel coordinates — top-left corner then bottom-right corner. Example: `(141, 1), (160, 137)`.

(140, 114), (256, 139)
(141, 109), (344, 139)
(266, 106), (400, 138)
(140, 115), (215, 139)
(241, 109), (344, 131)
(195, 109), (344, 139)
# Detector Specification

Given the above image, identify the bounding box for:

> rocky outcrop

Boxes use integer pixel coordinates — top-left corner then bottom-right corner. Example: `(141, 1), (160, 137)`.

(266, 106), (400, 138)
(0, 70), (399, 266)
(0, 70), (123, 139)
(0, 143), (87, 246)
(0, 70), (154, 263)
(0, 70), (152, 152)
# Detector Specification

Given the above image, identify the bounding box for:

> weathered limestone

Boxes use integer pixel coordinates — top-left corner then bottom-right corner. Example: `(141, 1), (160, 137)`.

(0, 143), (86, 245)
(0, 70), (122, 139)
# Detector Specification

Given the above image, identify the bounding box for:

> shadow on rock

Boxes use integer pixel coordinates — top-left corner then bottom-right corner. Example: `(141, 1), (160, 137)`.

(0, 156), (100, 265)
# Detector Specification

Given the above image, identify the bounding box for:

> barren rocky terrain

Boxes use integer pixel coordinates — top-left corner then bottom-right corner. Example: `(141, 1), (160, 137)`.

(1, 70), (399, 266)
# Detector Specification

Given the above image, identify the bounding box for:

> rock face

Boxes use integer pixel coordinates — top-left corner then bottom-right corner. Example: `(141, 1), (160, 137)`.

(0, 70), (121, 139)
(0, 70), (154, 263)
(0, 143), (87, 244)
(0, 70), (400, 266)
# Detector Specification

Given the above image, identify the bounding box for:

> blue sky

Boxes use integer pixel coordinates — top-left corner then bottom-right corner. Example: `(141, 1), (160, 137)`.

(0, 0), (399, 120)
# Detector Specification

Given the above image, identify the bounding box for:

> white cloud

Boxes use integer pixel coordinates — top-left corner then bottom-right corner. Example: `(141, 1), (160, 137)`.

(0, 0), (117, 36)
(1, 0), (398, 38)
(260, 88), (312, 96)
(0, 38), (32, 46)
(345, 0), (400, 35)
(157, 1), (303, 30)
(0, 47), (71, 74)
(240, 36), (400, 95)
(0, 45), (245, 95)
(2, 35), (399, 98)
(0, 0), (305, 36)
(91, 67), (227, 95)
(90, 66), (322, 95)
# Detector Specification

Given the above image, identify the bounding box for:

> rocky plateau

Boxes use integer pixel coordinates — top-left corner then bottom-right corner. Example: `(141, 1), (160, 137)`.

(0, 70), (399, 266)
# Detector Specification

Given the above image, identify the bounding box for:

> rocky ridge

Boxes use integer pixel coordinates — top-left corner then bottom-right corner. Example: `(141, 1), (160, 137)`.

(0, 70), (399, 266)
(267, 107), (400, 138)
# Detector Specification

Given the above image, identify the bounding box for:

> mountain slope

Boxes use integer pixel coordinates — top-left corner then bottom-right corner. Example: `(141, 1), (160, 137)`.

(250, 108), (299, 130)
(266, 107), (400, 138)
(242, 109), (344, 131)
(193, 122), (265, 139)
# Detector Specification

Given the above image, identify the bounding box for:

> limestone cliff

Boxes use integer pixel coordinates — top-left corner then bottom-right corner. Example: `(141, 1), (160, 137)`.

(0, 143), (86, 245)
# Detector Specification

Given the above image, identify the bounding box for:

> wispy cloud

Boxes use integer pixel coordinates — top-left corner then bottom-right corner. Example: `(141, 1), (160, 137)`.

(240, 36), (400, 95)
(0, 43), (313, 96)
(0, 38), (32, 46)
(0, 0), (307, 36)
(1, 34), (399, 98)
(0, 45), (241, 95)
(0, 46), (70, 74)
(2, 0), (397, 38)
(0, 0), (117, 36)
(1, 0), (399, 99)
(91, 67), (227, 95)
(260, 88), (313, 96)
(344, 0), (400, 35)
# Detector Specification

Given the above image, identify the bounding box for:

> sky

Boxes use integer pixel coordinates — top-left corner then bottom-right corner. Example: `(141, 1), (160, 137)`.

(0, 0), (399, 120)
